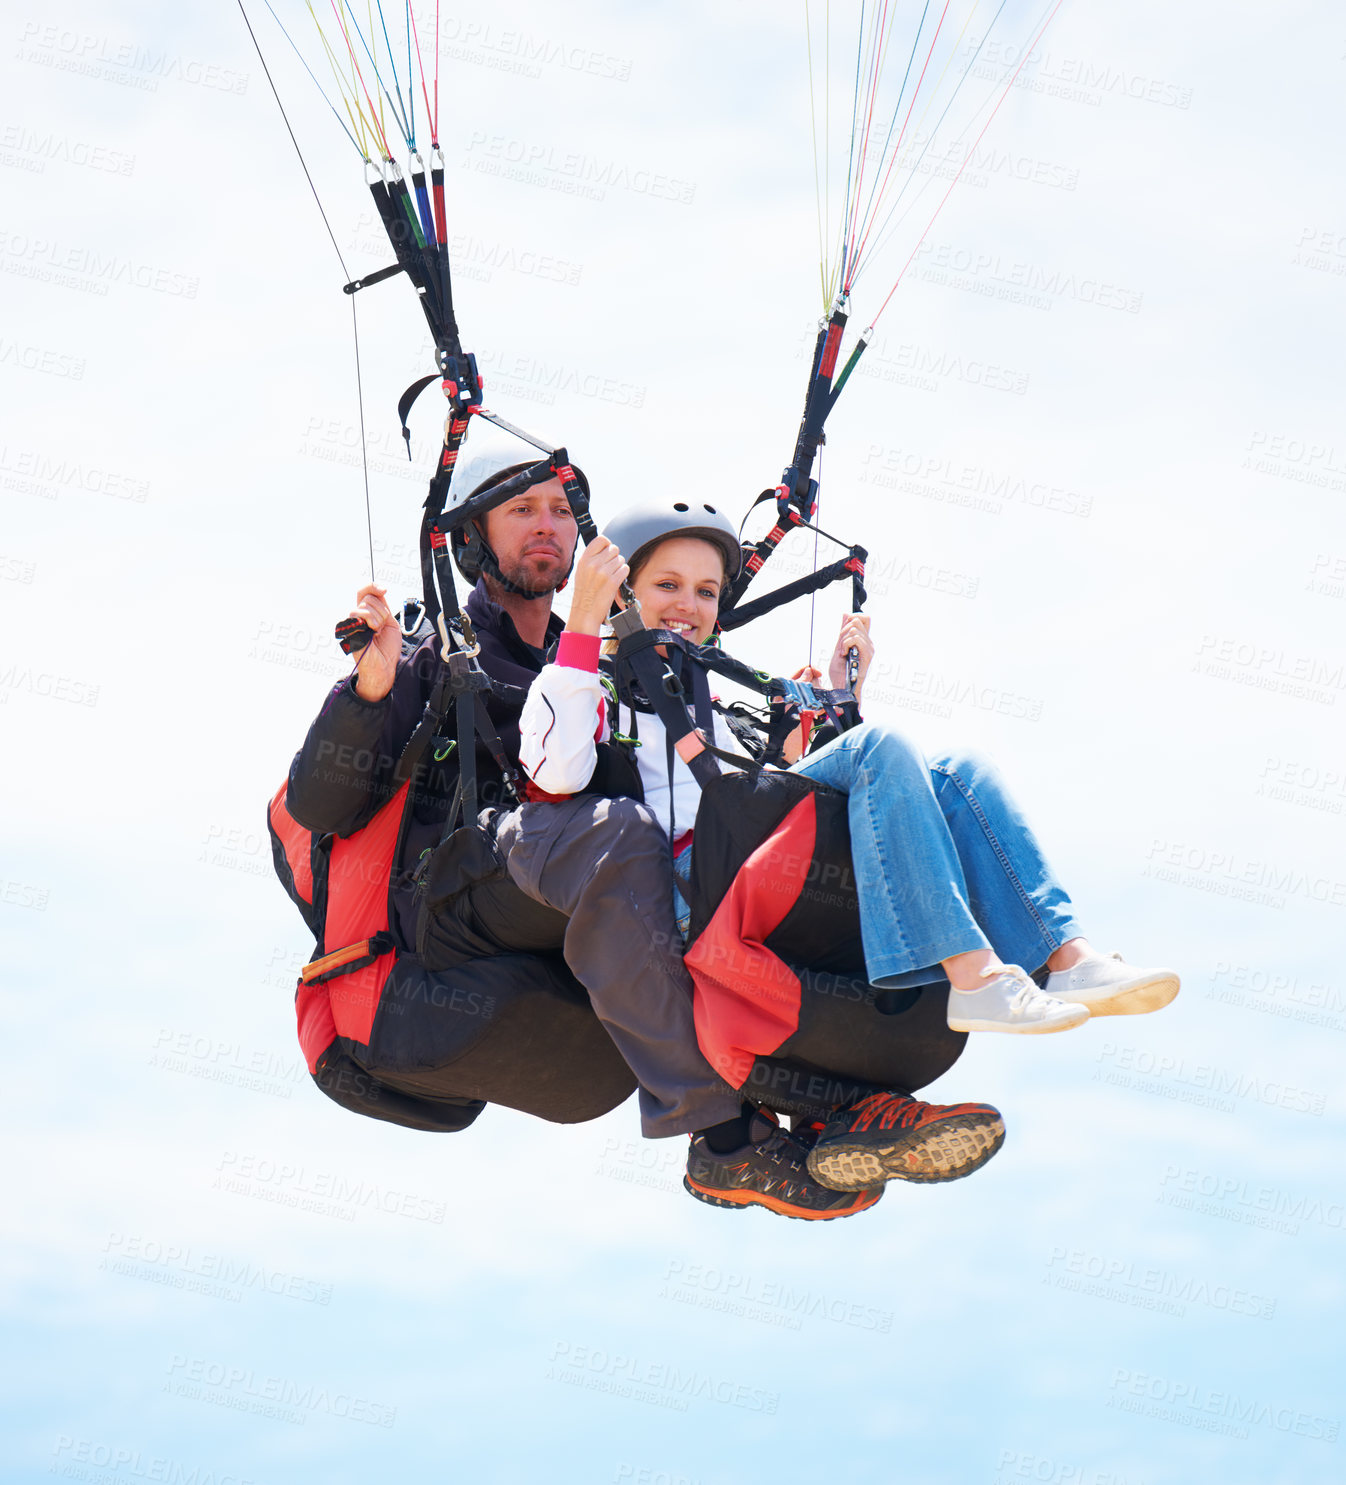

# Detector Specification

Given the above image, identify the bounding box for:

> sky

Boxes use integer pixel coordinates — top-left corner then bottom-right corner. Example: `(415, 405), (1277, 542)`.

(3, 2), (1345, 1481)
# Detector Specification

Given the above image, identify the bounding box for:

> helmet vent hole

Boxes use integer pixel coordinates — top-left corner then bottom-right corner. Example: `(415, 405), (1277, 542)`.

(673, 502), (689, 512)
(703, 504), (717, 514)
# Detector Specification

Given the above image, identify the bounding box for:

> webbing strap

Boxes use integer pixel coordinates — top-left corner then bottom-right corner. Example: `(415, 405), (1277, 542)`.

(612, 620), (722, 790)
(301, 932), (395, 985)
(719, 548), (867, 632)
(419, 406), (473, 632)
(454, 667), (478, 826)
(722, 297), (869, 615)
(433, 659), (518, 846)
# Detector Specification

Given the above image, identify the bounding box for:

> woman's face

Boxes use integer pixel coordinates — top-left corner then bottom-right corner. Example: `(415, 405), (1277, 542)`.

(629, 537), (725, 646)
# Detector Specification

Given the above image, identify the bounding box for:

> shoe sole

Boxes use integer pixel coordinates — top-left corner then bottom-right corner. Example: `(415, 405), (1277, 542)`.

(1055, 973), (1180, 1017)
(807, 1113), (1006, 1191)
(682, 1175), (881, 1221)
(946, 1009), (1089, 1034)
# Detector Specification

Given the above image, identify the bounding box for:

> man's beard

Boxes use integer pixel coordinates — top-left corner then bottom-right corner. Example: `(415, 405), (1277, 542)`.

(493, 550), (567, 598)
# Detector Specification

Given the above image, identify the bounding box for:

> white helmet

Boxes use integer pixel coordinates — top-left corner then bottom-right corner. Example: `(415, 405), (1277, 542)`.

(445, 431), (588, 591)
(602, 497), (743, 580)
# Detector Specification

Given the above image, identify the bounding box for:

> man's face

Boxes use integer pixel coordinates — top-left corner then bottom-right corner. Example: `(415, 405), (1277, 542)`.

(479, 476), (578, 595)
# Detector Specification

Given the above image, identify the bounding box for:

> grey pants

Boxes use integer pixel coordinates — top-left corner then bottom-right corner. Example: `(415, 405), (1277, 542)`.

(492, 795), (742, 1139)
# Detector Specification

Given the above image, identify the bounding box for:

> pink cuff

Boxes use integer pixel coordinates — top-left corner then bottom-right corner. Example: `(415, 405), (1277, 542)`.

(556, 631), (602, 671)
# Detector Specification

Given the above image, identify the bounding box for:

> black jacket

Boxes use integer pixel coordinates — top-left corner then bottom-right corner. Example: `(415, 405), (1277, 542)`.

(287, 581), (563, 948)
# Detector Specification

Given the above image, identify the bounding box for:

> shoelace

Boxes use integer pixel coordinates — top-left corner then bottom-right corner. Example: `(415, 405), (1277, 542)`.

(848, 1092), (921, 1130)
(1008, 979), (1043, 1014)
(982, 964), (1040, 1014)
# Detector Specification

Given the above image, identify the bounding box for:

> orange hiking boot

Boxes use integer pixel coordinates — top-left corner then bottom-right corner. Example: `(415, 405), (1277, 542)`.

(807, 1091), (1005, 1191)
(684, 1110), (883, 1221)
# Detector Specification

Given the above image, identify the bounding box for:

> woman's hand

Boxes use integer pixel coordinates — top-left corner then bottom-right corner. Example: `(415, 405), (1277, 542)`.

(565, 537), (629, 636)
(827, 613), (874, 702)
(350, 584), (402, 702)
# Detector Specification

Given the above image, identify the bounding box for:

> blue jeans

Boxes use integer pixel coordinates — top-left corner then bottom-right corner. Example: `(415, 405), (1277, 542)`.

(672, 839), (694, 942)
(788, 722), (1083, 988)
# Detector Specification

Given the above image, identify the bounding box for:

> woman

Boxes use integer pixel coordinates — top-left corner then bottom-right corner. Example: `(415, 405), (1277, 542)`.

(517, 499), (1179, 1189)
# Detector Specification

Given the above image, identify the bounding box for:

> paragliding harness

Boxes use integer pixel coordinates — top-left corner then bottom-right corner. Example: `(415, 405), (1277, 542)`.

(268, 159), (640, 1131)
(267, 443), (642, 1130)
(585, 298), (965, 1118)
(594, 615), (966, 1123)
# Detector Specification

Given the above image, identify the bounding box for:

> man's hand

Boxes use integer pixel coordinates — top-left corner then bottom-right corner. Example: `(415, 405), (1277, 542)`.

(565, 537), (629, 637)
(350, 584), (401, 702)
(827, 613), (874, 701)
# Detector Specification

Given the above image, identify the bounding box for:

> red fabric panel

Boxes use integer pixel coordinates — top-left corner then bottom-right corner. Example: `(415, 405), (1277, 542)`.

(268, 781), (314, 906)
(685, 793), (817, 1088)
(321, 782), (407, 1048)
(295, 983), (338, 1074)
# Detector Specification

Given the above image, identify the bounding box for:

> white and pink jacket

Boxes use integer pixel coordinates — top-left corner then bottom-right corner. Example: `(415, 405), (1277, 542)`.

(517, 631), (749, 840)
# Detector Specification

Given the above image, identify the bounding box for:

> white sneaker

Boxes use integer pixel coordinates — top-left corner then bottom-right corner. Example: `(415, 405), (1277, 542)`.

(1044, 951), (1180, 1017)
(946, 965), (1090, 1034)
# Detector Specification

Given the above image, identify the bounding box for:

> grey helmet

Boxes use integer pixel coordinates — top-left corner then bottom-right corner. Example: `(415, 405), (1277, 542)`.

(602, 497), (743, 581)
(445, 432), (588, 592)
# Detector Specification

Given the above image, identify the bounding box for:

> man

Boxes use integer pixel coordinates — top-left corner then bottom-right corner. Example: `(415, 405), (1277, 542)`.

(288, 434), (878, 1220)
